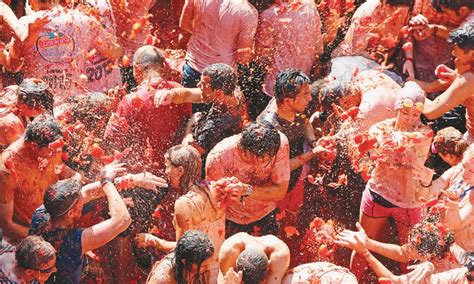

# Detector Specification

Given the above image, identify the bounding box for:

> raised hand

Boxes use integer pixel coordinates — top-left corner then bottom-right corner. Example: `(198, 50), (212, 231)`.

(335, 222), (368, 253)
(100, 161), (126, 181)
(223, 267), (243, 284)
(154, 89), (175, 107)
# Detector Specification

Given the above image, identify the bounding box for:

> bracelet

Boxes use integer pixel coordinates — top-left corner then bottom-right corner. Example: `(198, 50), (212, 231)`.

(101, 177), (114, 187)
(359, 250), (370, 258)
(420, 180), (432, 188)
(405, 57), (413, 62)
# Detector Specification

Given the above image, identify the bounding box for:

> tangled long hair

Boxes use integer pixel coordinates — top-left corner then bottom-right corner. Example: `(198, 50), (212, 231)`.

(173, 230), (214, 284)
(165, 145), (202, 191)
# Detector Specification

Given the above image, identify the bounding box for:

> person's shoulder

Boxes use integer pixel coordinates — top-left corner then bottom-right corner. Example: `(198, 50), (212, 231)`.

(208, 135), (240, 155)
(147, 254), (174, 283)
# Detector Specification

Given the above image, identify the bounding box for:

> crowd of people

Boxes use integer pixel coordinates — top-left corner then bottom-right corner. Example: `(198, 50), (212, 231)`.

(0, 0), (473, 283)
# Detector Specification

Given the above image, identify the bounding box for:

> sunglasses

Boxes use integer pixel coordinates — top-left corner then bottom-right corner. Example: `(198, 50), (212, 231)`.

(398, 99), (424, 112)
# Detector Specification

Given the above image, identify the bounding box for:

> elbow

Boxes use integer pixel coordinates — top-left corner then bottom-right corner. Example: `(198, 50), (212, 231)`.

(116, 213), (132, 231)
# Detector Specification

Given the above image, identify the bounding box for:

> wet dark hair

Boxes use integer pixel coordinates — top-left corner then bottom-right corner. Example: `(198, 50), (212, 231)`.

(431, 0), (474, 11)
(448, 23), (474, 51)
(236, 248), (269, 284)
(173, 230), (214, 284)
(18, 78), (54, 114)
(408, 213), (454, 260)
(24, 115), (63, 147)
(202, 63), (237, 96)
(133, 45), (165, 71)
(16, 235), (56, 270)
(319, 80), (347, 112)
(239, 122), (281, 158)
(69, 92), (111, 131)
(386, 0), (414, 7)
(44, 179), (82, 219)
(460, 252), (474, 272)
(274, 69), (310, 104)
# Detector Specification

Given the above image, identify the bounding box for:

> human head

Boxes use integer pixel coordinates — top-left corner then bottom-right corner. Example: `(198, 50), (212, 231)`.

(385, 0), (414, 7)
(236, 248), (269, 284)
(200, 63), (237, 101)
(448, 24), (474, 66)
(319, 80), (359, 113)
(165, 145), (202, 190)
(24, 115), (63, 148)
(173, 230), (214, 284)
(460, 252), (474, 281)
(461, 145), (474, 185)
(133, 45), (165, 83)
(28, 0), (61, 11)
(432, 127), (468, 166)
(44, 178), (83, 224)
(239, 122), (281, 159)
(394, 81), (426, 126)
(408, 213), (454, 261)
(274, 69), (312, 113)
(17, 78), (54, 117)
(15, 235), (57, 284)
(69, 92), (112, 133)
(431, 0), (473, 21)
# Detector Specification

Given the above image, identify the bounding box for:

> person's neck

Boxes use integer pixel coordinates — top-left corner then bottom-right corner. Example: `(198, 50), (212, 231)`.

(394, 120), (415, 132)
(51, 217), (73, 229)
(457, 62), (472, 74)
(276, 104), (296, 122)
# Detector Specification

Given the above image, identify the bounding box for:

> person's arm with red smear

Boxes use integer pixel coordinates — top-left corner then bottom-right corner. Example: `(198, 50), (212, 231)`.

(81, 162), (132, 254)
(0, 170), (28, 240)
(235, 7), (258, 65)
(423, 72), (474, 120)
(179, 0), (195, 34)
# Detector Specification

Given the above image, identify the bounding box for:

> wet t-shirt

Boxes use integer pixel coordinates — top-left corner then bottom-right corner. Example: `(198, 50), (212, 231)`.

(184, 0), (258, 72)
(255, 0), (322, 97)
(18, 7), (122, 104)
(206, 133), (290, 224)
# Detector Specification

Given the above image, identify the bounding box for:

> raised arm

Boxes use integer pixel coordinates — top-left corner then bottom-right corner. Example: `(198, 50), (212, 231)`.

(423, 73), (474, 120)
(179, 0), (195, 34)
(154, 87), (203, 107)
(81, 162), (131, 254)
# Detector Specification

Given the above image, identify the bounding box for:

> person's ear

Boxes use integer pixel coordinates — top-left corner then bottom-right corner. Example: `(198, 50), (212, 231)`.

(24, 268), (36, 277)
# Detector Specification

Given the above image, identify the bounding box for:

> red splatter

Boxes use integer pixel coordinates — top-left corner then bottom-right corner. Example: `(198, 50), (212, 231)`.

(352, 67), (359, 78)
(152, 207), (161, 219)
(307, 175), (315, 184)
(150, 225), (160, 235)
(337, 174), (347, 186)
(402, 42), (413, 52)
(122, 55), (131, 67)
(131, 95), (143, 108)
(91, 143), (104, 159)
(284, 226), (300, 238)
(424, 197), (439, 208)
(276, 210), (286, 221)
(48, 138), (64, 152)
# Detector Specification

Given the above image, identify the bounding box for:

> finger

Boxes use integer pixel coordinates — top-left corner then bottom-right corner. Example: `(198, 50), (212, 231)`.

(356, 222), (366, 233)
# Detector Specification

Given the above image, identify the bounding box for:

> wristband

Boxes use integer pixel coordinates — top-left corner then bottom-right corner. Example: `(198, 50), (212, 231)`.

(420, 180), (432, 188)
(359, 250), (370, 258)
(405, 57), (413, 62)
(101, 177), (114, 187)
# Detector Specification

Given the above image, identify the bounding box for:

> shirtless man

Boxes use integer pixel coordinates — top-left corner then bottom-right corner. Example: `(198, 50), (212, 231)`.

(218, 232), (290, 284)
(421, 24), (474, 144)
(282, 262), (357, 284)
(0, 115), (75, 241)
(0, 235), (56, 283)
(351, 82), (434, 279)
(0, 78), (53, 150)
(6, 0), (123, 103)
